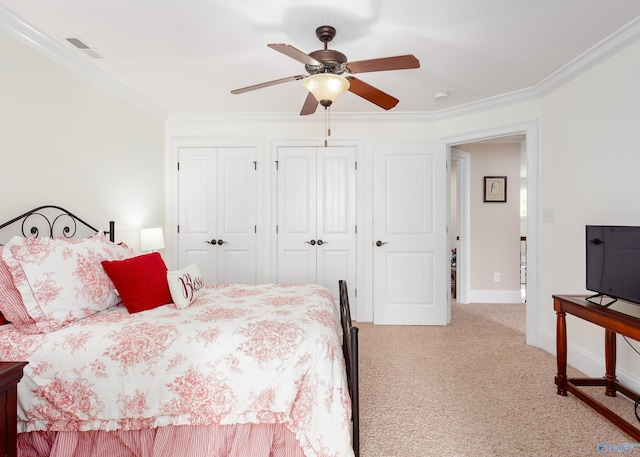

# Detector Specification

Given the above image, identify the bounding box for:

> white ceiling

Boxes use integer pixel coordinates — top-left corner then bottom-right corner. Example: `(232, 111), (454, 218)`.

(2, 0), (640, 117)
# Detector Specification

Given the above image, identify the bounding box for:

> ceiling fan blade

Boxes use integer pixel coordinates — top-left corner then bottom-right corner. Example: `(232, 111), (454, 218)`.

(300, 92), (319, 116)
(267, 43), (323, 67)
(231, 75), (306, 94)
(345, 76), (399, 110)
(345, 54), (420, 74)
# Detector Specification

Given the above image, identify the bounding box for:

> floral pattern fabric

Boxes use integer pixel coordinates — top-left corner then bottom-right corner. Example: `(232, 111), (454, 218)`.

(0, 283), (353, 457)
(1, 234), (134, 333)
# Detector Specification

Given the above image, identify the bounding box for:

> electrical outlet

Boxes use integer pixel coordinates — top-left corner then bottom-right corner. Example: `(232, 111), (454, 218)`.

(494, 273), (500, 282)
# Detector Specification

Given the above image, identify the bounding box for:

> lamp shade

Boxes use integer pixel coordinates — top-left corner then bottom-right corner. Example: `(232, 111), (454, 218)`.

(303, 74), (350, 106)
(140, 227), (165, 251)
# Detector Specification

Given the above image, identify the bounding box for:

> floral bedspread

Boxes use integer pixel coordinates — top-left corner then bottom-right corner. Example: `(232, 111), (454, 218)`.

(0, 284), (353, 457)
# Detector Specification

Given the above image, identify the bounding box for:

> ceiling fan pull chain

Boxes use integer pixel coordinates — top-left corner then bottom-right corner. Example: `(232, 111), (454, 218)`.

(324, 106), (328, 147)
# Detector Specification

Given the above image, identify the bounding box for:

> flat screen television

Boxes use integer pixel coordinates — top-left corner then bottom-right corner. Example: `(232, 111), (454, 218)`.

(586, 225), (640, 305)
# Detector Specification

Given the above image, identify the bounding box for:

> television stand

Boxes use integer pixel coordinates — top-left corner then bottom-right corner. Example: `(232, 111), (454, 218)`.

(585, 293), (617, 307)
(554, 294), (640, 441)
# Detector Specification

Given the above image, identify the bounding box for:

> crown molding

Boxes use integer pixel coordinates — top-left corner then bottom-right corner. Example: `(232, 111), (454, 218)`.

(2, 4), (639, 124)
(535, 14), (640, 97)
(0, 5), (167, 121)
(434, 15), (640, 120)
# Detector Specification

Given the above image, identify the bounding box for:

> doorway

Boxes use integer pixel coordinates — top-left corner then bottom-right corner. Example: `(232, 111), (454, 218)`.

(450, 149), (470, 305)
(451, 137), (525, 303)
(444, 122), (538, 347)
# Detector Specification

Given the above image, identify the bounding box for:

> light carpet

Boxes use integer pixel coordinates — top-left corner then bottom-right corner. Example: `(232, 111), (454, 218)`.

(357, 301), (638, 456)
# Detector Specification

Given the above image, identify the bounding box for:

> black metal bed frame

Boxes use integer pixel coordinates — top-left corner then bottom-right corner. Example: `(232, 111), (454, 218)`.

(0, 205), (114, 245)
(339, 279), (360, 457)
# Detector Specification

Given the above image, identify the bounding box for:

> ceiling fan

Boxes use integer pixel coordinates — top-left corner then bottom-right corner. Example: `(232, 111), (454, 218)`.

(231, 25), (420, 115)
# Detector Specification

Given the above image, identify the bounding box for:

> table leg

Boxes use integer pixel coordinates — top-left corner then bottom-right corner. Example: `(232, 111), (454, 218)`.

(555, 305), (568, 396)
(605, 328), (617, 397)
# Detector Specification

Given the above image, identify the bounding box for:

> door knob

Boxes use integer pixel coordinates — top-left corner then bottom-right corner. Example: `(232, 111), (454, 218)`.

(217, 239), (227, 245)
(317, 239), (328, 246)
(305, 240), (316, 245)
(376, 240), (388, 247)
(205, 239), (217, 245)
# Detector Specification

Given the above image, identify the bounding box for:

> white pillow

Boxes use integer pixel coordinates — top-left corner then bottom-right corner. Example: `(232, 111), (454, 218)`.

(2, 233), (135, 333)
(167, 263), (206, 309)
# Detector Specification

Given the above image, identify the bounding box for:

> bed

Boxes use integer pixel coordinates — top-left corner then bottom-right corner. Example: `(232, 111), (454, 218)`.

(0, 206), (359, 457)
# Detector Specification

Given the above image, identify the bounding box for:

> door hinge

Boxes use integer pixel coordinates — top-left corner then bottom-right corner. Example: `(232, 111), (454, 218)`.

(177, 162), (180, 171)
(275, 160), (279, 170)
(253, 161), (257, 170)
(355, 225), (358, 234)
(276, 225), (279, 234)
(255, 225), (257, 233)
(355, 288), (357, 298)
(177, 225), (180, 234)
(355, 161), (358, 170)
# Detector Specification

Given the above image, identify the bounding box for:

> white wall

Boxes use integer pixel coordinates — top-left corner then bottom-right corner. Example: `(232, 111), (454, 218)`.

(0, 30), (165, 250)
(537, 39), (640, 384)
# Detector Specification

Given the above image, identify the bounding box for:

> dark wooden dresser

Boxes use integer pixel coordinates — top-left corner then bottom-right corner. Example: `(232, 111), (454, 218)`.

(0, 362), (27, 457)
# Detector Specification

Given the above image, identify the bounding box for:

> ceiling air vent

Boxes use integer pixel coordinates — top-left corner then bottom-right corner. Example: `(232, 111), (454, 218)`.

(65, 37), (103, 59)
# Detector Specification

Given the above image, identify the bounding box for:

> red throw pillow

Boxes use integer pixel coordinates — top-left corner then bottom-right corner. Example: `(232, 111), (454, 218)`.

(102, 252), (172, 313)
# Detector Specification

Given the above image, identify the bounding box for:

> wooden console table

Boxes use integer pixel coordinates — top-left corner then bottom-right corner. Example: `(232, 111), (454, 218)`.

(554, 294), (640, 440)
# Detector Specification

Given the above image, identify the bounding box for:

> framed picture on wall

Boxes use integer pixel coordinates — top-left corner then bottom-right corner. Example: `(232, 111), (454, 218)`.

(484, 176), (507, 202)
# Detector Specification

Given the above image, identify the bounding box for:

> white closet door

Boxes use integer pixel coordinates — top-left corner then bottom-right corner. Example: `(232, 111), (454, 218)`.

(373, 144), (448, 325)
(178, 147), (218, 282)
(216, 147), (257, 284)
(276, 147), (318, 285)
(178, 147), (256, 284)
(277, 146), (356, 304)
(316, 147), (356, 302)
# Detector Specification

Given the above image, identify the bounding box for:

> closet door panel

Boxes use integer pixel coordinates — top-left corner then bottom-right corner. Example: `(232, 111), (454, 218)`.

(277, 148), (317, 285)
(178, 147), (218, 283)
(277, 146), (357, 306)
(178, 147), (256, 284)
(316, 147), (356, 302)
(216, 148), (257, 283)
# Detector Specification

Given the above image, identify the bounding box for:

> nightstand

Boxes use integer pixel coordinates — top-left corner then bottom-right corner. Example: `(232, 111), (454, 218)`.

(0, 362), (27, 457)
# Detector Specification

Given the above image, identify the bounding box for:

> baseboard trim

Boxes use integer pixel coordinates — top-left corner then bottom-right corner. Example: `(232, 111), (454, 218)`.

(468, 289), (523, 303)
(538, 328), (640, 395)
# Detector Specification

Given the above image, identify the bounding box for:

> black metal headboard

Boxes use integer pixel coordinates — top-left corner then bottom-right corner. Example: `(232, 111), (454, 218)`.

(0, 206), (114, 246)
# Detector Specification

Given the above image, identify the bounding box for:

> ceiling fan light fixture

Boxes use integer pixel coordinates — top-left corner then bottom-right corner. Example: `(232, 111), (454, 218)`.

(303, 73), (350, 106)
